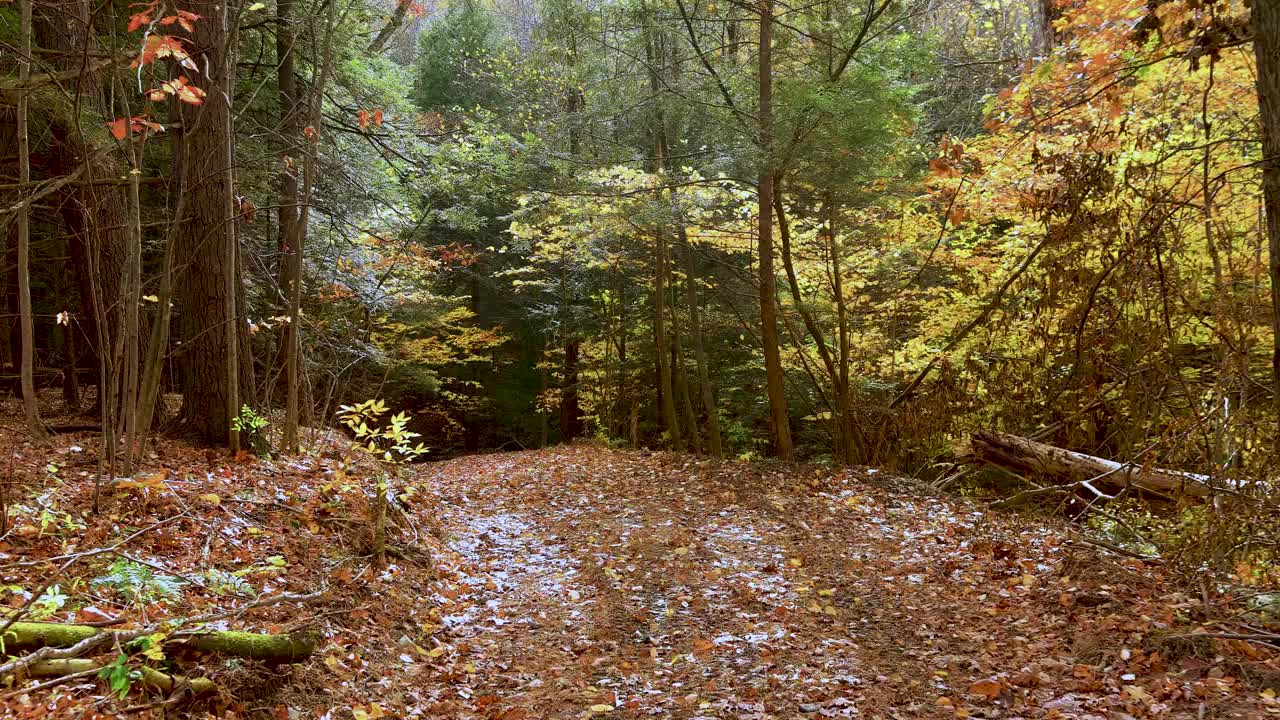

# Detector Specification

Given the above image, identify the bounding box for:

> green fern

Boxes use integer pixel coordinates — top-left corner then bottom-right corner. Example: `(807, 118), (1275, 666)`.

(203, 568), (257, 598)
(91, 559), (186, 605)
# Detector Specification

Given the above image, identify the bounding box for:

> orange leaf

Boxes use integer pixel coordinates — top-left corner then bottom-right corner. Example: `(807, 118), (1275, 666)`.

(106, 118), (129, 140)
(358, 109), (370, 130)
(968, 678), (1003, 701)
(929, 158), (960, 179)
(373, 108), (384, 127)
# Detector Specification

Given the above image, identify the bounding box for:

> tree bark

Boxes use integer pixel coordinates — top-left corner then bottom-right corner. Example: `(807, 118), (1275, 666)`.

(757, 0), (792, 459)
(680, 226), (722, 457)
(648, 28), (682, 451)
(368, 0), (412, 54)
(1252, 0), (1280, 457)
(279, 0), (302, 451)
(968, 430), (1220, 499)
(283, 0), (334, 452)
(16, 0), (47, 442)
(172, 0), (250, 447)
(559, 337), (584, 441)
(671, 276), (700, 453)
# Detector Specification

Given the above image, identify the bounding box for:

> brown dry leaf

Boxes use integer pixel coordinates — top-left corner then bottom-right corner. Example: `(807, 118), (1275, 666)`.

(968, 678), (1003, 701)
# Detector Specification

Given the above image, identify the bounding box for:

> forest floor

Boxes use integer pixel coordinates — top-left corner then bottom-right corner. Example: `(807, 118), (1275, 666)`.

(1, 408), (1278, 719)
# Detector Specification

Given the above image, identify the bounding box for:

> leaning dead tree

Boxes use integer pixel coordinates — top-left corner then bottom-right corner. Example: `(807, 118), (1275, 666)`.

(966, 431), (1222, 500)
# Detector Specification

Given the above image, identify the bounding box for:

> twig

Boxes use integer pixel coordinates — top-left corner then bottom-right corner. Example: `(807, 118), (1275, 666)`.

(1165, 631), (1280, 643)
(1071, 534), (1163, 563)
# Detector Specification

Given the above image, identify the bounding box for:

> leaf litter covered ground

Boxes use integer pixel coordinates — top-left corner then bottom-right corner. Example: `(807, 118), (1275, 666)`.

(2, 424), (1278, 719)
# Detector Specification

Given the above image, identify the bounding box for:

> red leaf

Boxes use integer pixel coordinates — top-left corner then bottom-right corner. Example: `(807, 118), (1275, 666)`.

(373, 108), (384, 127)
(127, 12), (152, 32)
(106, 118), (129, 140)
(358, 109), (371, 130)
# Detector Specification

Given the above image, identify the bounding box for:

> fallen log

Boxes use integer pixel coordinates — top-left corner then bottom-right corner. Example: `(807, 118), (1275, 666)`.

(2, 621), (316, 662)
(967, 430), (1218, 499)
(25, 658), (217, 694)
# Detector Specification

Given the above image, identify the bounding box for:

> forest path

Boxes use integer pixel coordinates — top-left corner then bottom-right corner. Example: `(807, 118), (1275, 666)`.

(400, 445), (1220, 720)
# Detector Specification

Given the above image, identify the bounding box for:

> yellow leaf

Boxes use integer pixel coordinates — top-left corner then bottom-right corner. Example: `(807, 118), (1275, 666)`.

(589, 704), (614, 713)
(426, 646), (446, 658)
(198, 493), (221, 505)
(368, 703), (385, 719)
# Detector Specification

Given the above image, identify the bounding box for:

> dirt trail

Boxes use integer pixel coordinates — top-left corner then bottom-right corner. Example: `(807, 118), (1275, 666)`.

(401, 446), (1258, 720)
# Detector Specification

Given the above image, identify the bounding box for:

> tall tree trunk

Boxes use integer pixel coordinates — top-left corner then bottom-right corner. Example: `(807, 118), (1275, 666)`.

(655, 222), (682, 451)
(757, 0), (792, 460)
(557, 26), (585, 442)
(118, 101), (144, 474)
(280, 0), (302, 451)
(284, 0), (334, 452)
(1253, 0), (1280, 456)
(648, 29), (682, 452)
(680, 227), (722, 456)
(16, 0), (47, 442)
(173, 0), (248, 447)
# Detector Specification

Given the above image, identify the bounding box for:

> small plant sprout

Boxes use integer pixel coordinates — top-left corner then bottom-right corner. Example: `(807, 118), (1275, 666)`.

(337, 400), (429, 567)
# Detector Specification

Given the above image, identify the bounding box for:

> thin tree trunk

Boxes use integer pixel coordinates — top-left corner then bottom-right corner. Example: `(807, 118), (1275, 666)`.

(119, 118), (143, 474)
(133, 162), (191, 455)
(558, 26), (585, 442)
(827, 195), (855, 464)
(680, 226), (722, 456)
(1252, 0), (1280, 456)
(757, 0), (791, 459)
(648, 29), (682, 452)
(16, 0), (47, 442)
(655, 223), (681, 451)
(280, 0), (302, 451)
(223, 0), (241, 455)
(672, 280), (699, 453)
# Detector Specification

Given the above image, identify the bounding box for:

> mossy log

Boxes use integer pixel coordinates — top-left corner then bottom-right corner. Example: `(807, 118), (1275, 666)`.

(26, 658), (217, 694)
(2, 622), (316, 662)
